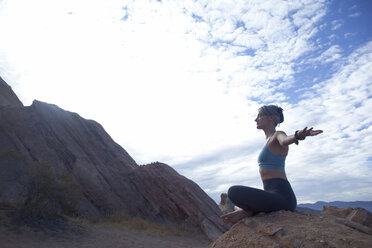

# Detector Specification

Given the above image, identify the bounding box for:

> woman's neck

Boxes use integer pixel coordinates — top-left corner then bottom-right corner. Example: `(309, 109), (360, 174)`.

(263, 128), (276, 140)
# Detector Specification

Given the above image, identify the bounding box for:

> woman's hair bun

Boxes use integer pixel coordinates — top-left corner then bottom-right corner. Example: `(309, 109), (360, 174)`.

(259, 105), (284, 125)
(276, 106), (284, 124)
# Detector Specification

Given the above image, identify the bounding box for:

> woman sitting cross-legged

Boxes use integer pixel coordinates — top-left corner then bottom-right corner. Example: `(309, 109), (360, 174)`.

(220, 105), (323, 225)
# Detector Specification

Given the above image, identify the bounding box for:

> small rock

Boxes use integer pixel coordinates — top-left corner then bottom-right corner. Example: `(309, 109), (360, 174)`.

(257, 224), (283, 236)
(322, 206), (353, 218)
(347, 207), (372, 228)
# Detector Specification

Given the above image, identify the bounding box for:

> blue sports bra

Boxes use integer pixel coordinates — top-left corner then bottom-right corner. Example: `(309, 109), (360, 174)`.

(258, 145), (286, 171)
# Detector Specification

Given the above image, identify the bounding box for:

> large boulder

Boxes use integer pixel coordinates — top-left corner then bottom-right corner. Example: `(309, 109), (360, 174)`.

(209, 207), (372, 248)
(0, 77), (227, 240)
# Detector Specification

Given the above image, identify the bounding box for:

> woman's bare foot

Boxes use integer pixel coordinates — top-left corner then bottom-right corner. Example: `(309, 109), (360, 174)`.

(220, 209), (253, 226)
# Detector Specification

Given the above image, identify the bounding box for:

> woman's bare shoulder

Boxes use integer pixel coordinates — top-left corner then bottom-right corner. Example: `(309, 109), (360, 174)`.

(275, 130), (287, 136)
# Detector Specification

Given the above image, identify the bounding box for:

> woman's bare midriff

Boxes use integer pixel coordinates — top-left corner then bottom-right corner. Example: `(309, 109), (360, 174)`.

(259, 168), (287, 181)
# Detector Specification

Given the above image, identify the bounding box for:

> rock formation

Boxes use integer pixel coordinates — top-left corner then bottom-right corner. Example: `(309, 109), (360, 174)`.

(218, 193), (235, 214)
(0, 77), (227, 240)
(322, 205), (372, 229)
(209, 207), (372, 248)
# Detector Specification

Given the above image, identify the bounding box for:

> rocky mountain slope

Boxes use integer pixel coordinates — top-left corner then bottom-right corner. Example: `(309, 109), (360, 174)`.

(210, 206), (372, 248)
(0, 76), (227, 240)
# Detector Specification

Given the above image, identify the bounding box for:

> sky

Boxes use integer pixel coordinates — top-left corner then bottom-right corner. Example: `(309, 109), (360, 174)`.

(0, 0), (371, 204)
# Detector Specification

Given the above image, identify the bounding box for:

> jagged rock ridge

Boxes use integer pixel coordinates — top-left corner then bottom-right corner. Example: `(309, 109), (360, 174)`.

(0, 77), (227, 240)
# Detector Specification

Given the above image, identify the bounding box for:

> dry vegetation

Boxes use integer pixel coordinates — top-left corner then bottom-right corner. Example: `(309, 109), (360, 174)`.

(0, 204), (211, 248)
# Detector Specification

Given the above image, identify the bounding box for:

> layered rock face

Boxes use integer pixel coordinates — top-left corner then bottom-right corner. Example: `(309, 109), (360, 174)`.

(209, 207), (372, 248)
(0, 77), (227, 240)
(128, 163), (226, 240)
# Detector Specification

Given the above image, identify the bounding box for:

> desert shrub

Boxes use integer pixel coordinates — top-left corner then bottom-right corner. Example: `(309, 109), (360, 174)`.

(104, 211), (189, 237)
(0, 148), (25, 182)
(0, 148), (23, 160)
(17, 161), (82, 220)
(0, 149), (27, 205)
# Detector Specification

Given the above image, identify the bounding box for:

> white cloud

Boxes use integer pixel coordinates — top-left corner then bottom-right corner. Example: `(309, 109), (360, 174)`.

(177, 0), (327, 102)
(331, 19), (343, 30)
(349, 12), (360, 18)
(313, 45), (343, 64)
(286, 41), (372, 202)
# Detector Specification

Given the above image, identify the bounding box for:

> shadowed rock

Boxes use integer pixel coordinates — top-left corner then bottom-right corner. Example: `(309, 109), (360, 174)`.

(0, 77), (227, 240)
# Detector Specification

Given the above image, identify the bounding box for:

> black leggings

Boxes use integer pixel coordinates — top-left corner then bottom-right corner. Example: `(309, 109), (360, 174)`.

(228, 178), (297, 213)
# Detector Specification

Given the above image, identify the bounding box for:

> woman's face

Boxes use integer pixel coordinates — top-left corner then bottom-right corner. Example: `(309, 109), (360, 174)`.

(255, 112), (274, 129)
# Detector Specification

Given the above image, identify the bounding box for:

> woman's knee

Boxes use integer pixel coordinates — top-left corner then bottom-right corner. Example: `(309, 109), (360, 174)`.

(227, 185), (242, 202)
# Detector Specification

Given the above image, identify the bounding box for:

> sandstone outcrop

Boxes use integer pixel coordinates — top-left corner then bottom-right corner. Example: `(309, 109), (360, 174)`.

(209, 207), (372, 248)
(0, 77), (227, 240)
(322, 205), (372, 229)
(218, 193), (235, 214)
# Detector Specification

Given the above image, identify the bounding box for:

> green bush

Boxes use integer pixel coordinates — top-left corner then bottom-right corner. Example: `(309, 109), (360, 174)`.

(18, 161), (81, 220)
(0, 148), (25, 182)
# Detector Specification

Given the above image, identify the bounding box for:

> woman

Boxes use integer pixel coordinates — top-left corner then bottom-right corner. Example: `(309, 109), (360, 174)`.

(221, 105), (323, 225)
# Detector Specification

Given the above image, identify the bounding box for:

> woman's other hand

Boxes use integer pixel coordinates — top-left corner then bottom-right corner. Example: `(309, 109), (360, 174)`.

(297, 127), (323, 139)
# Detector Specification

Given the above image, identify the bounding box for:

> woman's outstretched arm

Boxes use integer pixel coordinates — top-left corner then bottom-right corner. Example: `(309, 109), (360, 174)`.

(277, 127), (323, 146)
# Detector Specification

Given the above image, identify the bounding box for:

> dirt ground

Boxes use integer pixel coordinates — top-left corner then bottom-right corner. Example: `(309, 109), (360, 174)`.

(0, 217), (212, 248)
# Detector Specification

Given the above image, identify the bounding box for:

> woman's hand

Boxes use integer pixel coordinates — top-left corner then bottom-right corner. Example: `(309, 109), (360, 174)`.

(297, 127), (323, 140)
